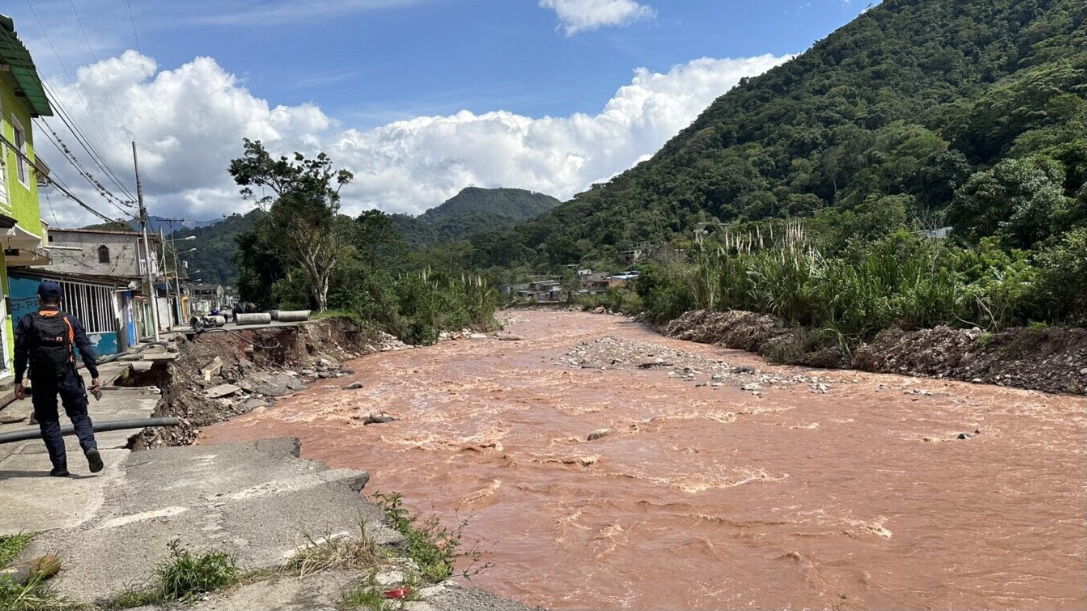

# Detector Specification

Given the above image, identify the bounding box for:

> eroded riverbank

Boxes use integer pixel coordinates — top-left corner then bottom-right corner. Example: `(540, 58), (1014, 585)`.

(200, 311), (1087, 610)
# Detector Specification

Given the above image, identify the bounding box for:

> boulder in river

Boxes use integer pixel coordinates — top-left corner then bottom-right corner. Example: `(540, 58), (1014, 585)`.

(364, 413), (397, 425)
(587, 428), (615, 441)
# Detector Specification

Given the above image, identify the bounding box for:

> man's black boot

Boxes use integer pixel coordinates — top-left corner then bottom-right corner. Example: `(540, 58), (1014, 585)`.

(86, 449), (104, 473)
(50, 467), (70, 477)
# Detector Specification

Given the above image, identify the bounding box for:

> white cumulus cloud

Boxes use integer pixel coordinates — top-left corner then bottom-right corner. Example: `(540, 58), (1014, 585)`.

(39, 51), (790, 226)
(539, 0), (655, 35)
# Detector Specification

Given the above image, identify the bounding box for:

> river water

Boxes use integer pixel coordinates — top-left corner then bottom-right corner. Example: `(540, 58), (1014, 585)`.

(201, 311), (1087, 610)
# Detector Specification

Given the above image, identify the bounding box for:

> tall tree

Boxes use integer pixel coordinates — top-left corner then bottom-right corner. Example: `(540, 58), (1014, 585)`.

(228, 139), (354, 311)
(353, 209), (407, 271)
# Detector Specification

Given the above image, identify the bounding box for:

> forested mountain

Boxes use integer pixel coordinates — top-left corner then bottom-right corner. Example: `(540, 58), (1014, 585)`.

(473, 0), (1084, 266)
(392, 187), (562, 248)
(166, 209), (263, 286)
(420, 187), (561, 222)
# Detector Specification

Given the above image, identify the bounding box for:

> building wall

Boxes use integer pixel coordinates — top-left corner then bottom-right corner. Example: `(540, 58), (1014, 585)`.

(46, 230), (158, 279)
(0, 72), (46, 375)
(9, 274), (124, 356)
(0, 72), (43, 236)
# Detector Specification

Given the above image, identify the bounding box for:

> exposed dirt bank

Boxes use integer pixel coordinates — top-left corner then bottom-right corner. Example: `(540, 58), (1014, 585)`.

(666, 310), (1087, 395)
(119, 319), (405, 447)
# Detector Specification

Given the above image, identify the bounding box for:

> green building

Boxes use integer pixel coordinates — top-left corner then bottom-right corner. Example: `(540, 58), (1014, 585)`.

(0, 14), (53, 377)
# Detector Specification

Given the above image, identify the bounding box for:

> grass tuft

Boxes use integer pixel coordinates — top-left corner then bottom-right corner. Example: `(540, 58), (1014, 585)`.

(103, 539), (240, 609)
(0, 533), (75, 611)
(285, 523), (383, 577)
(157, 539), (239, 602)
(0, 534), (33, 570)
(340, 572), (395, 611)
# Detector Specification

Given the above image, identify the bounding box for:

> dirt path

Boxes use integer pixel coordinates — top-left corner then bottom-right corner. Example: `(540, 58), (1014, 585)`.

(201, 311), (1087, 610)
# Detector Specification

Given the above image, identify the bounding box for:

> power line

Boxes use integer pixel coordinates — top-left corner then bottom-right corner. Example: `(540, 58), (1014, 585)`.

(23, 0), (135, 198)
(41, 80), (136, 202)
(38, 119), (136, 218)
(42, 188), (59, 226)
(43, 174), (116, 224)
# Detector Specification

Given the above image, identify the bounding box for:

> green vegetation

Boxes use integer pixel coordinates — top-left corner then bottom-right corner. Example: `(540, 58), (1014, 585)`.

(632, 224), (1084, 342)
(372, 492), (488, 583)
(340, 572), (407, 611)
(0, 533), (31, 569)
(479, 0), (1084, 266)
(0, 534), (72, 611)
(576, 286), (643, 315)
(231, 0), (1082, 346)
(340, 578), (388, 610)
(168, 210), (263, 286)
(106, 540), (239, 608)
(156, 540), (239, 602)
(229, 139), (356, 312)
(410, 0), (1085, 338)
(228, 143), (501, 342)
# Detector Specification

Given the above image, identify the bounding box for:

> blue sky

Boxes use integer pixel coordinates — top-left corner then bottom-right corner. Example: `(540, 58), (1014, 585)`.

(4, 0), (873, 224)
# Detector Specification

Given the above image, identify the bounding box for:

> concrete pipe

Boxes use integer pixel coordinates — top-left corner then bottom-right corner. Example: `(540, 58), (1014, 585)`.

(276, 310), (311, 322)
(0, 417), (181, 445)
(268, 310), (280, 321)
(208, 316), (227, 327)
(235, 313), (273, 325)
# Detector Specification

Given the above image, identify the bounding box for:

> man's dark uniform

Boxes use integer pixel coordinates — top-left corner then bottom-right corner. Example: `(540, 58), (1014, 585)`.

(13, 292), (101, 474)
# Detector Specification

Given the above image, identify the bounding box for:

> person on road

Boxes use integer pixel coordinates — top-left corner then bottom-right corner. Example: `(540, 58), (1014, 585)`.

(12, 281), (104, 477)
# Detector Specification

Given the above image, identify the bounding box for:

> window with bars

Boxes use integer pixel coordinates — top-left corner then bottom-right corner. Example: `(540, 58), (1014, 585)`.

(48, 279), (118, 334)
(98, 245), (111, 263)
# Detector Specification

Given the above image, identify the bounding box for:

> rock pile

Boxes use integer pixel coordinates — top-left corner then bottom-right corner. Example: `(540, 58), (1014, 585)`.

(562, 336), (840, 396)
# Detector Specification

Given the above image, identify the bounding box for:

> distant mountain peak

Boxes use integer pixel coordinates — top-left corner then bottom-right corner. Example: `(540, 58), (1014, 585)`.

(419, 187), (562, 223)
(391, 187), (563, 248)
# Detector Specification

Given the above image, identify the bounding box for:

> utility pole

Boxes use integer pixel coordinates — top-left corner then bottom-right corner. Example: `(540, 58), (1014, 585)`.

(159, 226), (172, 327)
(132, 141), (160, 342)
(161, 218), (188, 326)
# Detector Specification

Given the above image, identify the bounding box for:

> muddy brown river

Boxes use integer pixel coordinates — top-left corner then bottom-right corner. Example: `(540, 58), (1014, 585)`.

(201, 311), (1087, 610)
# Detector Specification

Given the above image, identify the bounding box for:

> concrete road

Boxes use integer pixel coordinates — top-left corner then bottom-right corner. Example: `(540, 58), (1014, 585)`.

(0, 361), (161, 535)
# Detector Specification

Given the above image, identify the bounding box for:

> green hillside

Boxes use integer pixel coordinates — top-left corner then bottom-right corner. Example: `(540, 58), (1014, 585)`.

(481, 0), (1084, 264)
(420, 187), (561, 222)
(393, 187), (562, 248)
(167, 209), (263, 286)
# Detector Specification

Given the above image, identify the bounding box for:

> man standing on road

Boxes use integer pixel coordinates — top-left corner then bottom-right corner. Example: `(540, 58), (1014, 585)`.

(12, 281), (104, 477)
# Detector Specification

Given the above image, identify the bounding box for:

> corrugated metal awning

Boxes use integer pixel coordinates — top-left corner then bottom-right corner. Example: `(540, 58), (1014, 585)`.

(0, 15), (53, 117)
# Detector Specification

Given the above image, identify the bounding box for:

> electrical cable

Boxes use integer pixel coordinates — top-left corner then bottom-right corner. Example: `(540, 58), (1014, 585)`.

(38, 121), (136, 218)
(23, 0), (136, 202)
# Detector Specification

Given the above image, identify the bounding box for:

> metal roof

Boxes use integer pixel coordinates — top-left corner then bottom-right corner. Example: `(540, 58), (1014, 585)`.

(0, 15), (53, 117)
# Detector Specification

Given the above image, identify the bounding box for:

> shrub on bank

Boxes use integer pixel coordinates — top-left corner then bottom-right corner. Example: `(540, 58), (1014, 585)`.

(635, 229), (1085, 338)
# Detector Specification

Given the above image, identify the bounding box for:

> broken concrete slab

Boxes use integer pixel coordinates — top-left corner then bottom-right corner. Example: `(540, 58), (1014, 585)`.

(238, 372), (308, 398)
(202, 357), (223, 382)
(206, 384), (242, 399)
(131, 361), (154, 373)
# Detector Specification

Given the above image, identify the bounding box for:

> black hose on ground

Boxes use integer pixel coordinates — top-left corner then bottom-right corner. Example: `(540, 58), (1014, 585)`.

(95, 341), (171, 365)
(0, 417), (181, 445)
